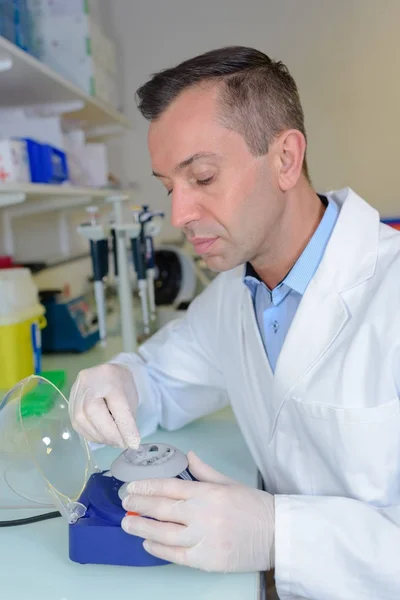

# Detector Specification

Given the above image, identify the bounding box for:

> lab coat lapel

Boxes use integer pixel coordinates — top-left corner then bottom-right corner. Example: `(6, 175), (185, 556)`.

(273, 188), (379, 400)
(273, 281), (349, 400)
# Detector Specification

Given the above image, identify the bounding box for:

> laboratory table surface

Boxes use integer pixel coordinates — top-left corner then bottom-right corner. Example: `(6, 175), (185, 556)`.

(0, 338), (265, 600)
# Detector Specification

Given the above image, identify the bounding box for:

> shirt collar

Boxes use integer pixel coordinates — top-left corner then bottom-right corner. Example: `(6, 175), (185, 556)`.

(244, 195), (339, 299)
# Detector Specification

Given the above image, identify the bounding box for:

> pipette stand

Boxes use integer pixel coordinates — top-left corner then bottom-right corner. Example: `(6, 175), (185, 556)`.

(105, 195), (138, 353)
(143, 214), (164, 322)
(77, 206), (110, 347)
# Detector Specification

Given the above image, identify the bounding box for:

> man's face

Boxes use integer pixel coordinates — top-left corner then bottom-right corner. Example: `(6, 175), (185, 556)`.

(148, 84), (284, 272)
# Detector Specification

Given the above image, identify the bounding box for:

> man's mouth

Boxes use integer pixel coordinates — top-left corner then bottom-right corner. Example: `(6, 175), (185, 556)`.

(190, 237), (218, 254)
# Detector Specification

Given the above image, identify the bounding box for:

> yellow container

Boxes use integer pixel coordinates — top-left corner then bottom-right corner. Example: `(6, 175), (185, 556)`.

(0, 305), (46, 390)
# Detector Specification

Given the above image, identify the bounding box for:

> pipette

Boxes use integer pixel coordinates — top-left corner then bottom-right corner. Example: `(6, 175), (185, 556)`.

(140, 207), (164, 322)
(77, 206), (109, 347)
(131, 209), (150, 336)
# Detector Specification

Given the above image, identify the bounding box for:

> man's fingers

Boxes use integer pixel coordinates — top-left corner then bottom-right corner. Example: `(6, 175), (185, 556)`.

(71, 392), (110, 444)
(71, 414), (108, 445)
(187, 451), (236, 485)
(123, 495), (188, 525)
(122, 515), (190, 547)
(69, 381), (106, 443)
(105, 392), (141, 449)
(84, 394), (125, 447)
(142, 541), (192, 566)
(127, 477), (203, 500)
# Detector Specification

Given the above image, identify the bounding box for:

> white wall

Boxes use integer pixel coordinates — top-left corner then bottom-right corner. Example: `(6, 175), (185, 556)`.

(106, 0), (400, 244)
(5, 0), (400, 296)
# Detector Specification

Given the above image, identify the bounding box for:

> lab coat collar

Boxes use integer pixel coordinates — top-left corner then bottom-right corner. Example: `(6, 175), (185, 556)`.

(270, 187), (379, 400)
(313, 187), (379, 293)
(240, 187), (379, 294)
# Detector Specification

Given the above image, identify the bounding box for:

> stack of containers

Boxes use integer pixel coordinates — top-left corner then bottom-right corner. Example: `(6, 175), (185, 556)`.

(0, 137), (69, 183)
(27, 0), (119, 107)
(0, 0), (37, 55)
(0, 268), (46, 390)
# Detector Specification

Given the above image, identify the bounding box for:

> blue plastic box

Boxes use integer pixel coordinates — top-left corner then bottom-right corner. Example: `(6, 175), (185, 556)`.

(21, 138), (69, 184)
(41, 296), (99, 353)
(42, 144), (69, 183)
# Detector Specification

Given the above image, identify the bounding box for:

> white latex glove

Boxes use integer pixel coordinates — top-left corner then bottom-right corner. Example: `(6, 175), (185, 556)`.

(68, 363), (141, 448)
(121, 451), (275, 572)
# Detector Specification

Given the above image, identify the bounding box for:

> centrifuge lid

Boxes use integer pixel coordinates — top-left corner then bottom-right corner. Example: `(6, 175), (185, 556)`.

(110, 442), (188, 482)
(0, 375), (97, 522)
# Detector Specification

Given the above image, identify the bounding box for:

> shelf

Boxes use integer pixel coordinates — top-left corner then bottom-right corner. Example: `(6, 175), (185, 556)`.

(0, 183), (135, 211)
(0, 184), (136, 257)
(0, 36), (131, 135)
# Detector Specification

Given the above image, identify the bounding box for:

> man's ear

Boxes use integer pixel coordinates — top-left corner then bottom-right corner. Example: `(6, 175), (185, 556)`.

(275, 129), (306, 191)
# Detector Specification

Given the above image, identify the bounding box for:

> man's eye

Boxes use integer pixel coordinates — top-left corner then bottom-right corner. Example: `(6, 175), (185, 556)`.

(167, 175), (214, 196)
(195, 176), (214, 186)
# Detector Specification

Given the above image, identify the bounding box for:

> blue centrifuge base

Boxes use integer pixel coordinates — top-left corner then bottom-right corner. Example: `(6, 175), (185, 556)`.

(69, 472), (169, 567)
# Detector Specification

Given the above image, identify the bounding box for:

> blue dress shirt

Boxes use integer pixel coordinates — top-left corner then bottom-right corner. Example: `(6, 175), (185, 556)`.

(244, 197), (339, 372)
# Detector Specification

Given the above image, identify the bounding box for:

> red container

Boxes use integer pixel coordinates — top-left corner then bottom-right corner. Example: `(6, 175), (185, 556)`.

(0, 256), (21, 269)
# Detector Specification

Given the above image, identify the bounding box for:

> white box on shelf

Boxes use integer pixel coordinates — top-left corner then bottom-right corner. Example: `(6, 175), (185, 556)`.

(0, 139), (31, 183)
(27, 0), (100, 20)
(86, 0), (101, 24)
(64, 130), (108, 188)
(101, 34), (117, 75)
(31, 12), (117, 102)
(83, 143), (109, 188)
(32, 13), (95, 65)
(89, 20), (103, 64)
(0, 110), (65, 149)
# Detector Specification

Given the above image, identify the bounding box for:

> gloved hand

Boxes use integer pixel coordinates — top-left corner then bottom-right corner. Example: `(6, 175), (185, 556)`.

(121, 451), (275, 572)
(68, 363), (141, 448)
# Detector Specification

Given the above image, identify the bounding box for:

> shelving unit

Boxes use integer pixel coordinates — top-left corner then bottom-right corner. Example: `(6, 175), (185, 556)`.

(0, 35), (130, 136)
(0, 35), (134, 263)
(0, 183), (133, 209)
(0, 183), (135, 257)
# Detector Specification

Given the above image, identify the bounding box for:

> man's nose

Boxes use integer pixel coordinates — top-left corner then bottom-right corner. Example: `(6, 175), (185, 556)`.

(171, 188), (203, 229)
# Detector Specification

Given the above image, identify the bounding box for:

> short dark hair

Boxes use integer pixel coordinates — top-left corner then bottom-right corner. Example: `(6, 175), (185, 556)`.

(136, 46), (309, 180)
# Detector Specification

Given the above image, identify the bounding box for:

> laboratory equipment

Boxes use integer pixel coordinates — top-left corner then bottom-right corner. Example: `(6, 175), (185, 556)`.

(131, 208), (149, 336)
(70, 442), (196, 567)
(140, 206), (165, 322)
(154, 246), (197, 307)
(0, 375), (195, 567)
(30, 321), (41, 374)
(77, 206), (110, 347)
(40, 293), (99, 353)
(110, 225), (119, 283)
(0, 268), (46, 389)
(106, 195), (137, 353)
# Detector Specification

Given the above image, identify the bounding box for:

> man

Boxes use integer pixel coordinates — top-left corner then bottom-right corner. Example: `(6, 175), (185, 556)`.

(69, 46), (400, 599)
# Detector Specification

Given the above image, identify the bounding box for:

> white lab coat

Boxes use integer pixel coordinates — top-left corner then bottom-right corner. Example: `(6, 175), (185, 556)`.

(112, 188), (400, 600)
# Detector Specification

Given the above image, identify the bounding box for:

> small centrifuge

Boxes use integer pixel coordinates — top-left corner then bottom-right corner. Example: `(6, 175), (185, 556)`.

(0, 375), (195, 567)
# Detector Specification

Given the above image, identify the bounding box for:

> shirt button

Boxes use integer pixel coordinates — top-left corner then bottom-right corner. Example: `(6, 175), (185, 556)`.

(271, 320), (279, 334)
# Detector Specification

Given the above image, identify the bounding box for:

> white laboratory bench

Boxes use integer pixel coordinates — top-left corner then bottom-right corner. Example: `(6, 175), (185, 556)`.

(0, 337), (266, 600)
